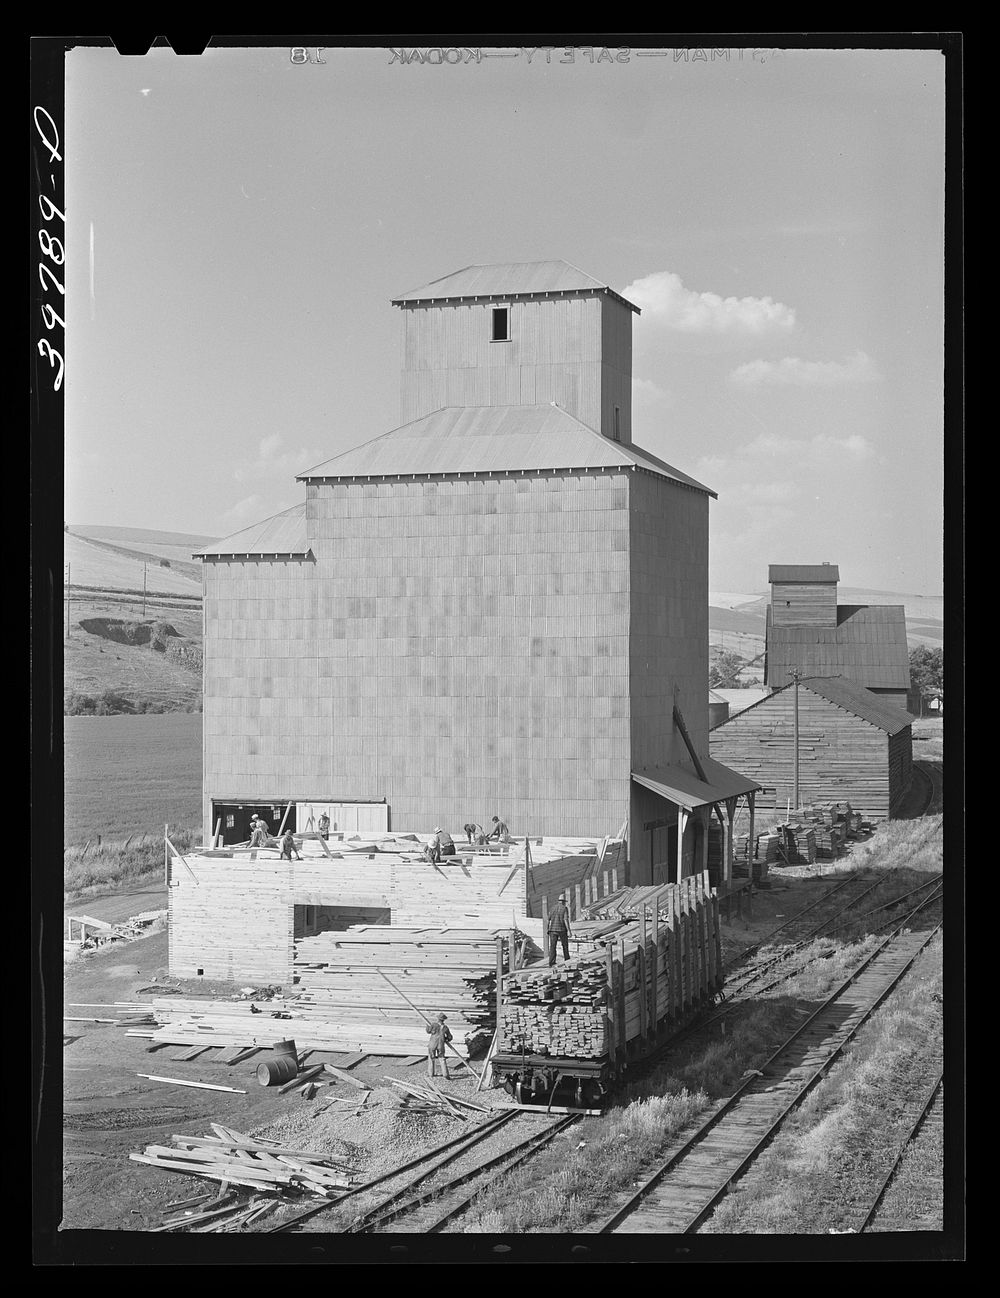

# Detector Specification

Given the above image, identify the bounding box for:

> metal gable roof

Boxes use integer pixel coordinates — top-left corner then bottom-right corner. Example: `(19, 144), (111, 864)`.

(195, 504), (312, 558)
(632, 757), (761, 811)
(391, 260), (640, 312)
(766, 603), (910, 688)
(796, 677), (916, 732)
(298, 405), (716, 495)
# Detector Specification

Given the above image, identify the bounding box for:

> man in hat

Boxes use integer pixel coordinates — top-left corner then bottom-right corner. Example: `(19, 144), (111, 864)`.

(318, 811), (330, 841)
(249, 815), (267, 848)
(427, 827), (456, 863)
(547, 894), (572, 966)
(426, 1012), (453, 1079)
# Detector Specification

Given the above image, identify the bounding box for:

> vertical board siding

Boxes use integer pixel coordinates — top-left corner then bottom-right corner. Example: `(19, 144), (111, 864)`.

(708, 686), (912, 820)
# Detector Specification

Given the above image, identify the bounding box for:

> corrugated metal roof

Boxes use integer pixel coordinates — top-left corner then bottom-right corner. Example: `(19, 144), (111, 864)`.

(796, 677), (916, 733)
(392, 260), (640, 312)
(632, 758), (760, 811)
(769, 564), (840, 583)
(195, 504), (312, 558)
(298, 405), (715, 496)
(766, 603), (910, 688)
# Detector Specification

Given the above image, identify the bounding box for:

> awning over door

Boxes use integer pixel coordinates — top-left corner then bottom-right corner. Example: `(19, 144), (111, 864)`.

(632, 757), (760, 812)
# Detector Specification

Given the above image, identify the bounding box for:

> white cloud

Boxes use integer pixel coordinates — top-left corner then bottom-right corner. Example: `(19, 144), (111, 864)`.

(743, 432), (876, 463)
(234, 434), (323, 485)
(632, 377), (673, 407)
(728, 350), (880, 386)
(623, 270), (796, 335)
(219, 494), (264, 529)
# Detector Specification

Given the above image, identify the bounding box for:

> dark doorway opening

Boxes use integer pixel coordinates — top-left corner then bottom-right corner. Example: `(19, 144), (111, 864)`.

(211, 801), (296, 846)
(292, 903), (391, 940)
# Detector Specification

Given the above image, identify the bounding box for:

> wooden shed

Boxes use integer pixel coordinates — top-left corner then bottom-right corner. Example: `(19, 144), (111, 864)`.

(708, 675), (916, 820)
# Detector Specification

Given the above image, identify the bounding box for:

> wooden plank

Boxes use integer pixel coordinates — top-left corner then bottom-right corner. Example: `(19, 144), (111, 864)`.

(136, 1074), (247, 1093)
(277, 1064), (324, 1095)
(323, 1064), (372, 1090)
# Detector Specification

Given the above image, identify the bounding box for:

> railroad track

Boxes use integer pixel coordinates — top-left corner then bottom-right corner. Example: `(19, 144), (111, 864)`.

(858, 1070), (944, 1233)
(592, 911), (942, 1235)
(267, 1108), (575, 1234)
(723, 872), (943, 1003)
(912, 760), (943, 817)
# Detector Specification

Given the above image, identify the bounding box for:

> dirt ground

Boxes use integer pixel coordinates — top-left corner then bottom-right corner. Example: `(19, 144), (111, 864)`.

(53, 748), (942, 1246)
(57, 926), (505, 1236)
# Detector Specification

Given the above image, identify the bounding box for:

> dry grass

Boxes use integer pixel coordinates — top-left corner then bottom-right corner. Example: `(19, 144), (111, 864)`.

(454, 998), (806, 1233)
(64, 827), (198, 900)
(699, 936), (943, 1234)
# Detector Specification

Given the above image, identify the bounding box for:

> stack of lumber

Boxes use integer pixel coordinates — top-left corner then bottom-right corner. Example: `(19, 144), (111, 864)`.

(131, 1122), (361, 1199)
(134, 927), (522, 1057)
(499, 1002), (608, 1058)
(499, 956), (610, 1058)
(130, 995), (475, 1058)
(779, 823), (817, 864)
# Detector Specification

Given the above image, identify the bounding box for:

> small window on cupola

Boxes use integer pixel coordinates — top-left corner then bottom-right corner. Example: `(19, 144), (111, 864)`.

(491, 306), (509, 342)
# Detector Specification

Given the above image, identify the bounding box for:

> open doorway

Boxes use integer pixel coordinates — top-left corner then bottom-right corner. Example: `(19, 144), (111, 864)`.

(211, 801), (296, 846)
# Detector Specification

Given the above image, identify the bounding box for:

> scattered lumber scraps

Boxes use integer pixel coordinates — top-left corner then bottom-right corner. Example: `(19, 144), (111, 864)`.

(133, 1127), (362, 1203)
(385, 1076), (490, 1119)
(323, 1063), (371, 1090)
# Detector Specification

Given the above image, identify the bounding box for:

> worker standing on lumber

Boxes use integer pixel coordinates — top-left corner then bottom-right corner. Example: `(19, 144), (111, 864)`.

(488, 815), (510, 843)
(547, 895), (572, 966)
(249, 816), (267, 848)
(318, 811), (330, 841)
(280, 828), (302, 861)
(426, 1013), (453, 1079)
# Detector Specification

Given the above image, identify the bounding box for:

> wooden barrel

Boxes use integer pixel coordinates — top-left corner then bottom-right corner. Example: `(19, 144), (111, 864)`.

(256, 1056), (297, 1086)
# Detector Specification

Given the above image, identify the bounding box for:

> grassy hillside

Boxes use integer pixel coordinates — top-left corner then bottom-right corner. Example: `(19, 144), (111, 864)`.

(65, 531), (204, 595)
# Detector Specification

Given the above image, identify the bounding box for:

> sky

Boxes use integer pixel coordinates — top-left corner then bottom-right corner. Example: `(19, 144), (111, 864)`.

(63, 40), (947, 595)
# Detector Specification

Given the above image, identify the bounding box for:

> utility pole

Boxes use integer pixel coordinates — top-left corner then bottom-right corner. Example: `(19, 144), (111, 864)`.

(791, 669), (801, 812)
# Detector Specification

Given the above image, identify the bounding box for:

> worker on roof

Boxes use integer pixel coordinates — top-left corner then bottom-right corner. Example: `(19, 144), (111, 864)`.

(318, 811), (330, 841)
(279, 827), (302, 862)
(249, 816), (268, 848)
(463, 821), (486, 846)
(488, 815), (510, 844)
(426, 827), (456, 863)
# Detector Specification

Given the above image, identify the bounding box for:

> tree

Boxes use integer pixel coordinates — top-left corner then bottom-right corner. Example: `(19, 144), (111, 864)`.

(709, 650), (746, 689)
(909, 646), (943, 701)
